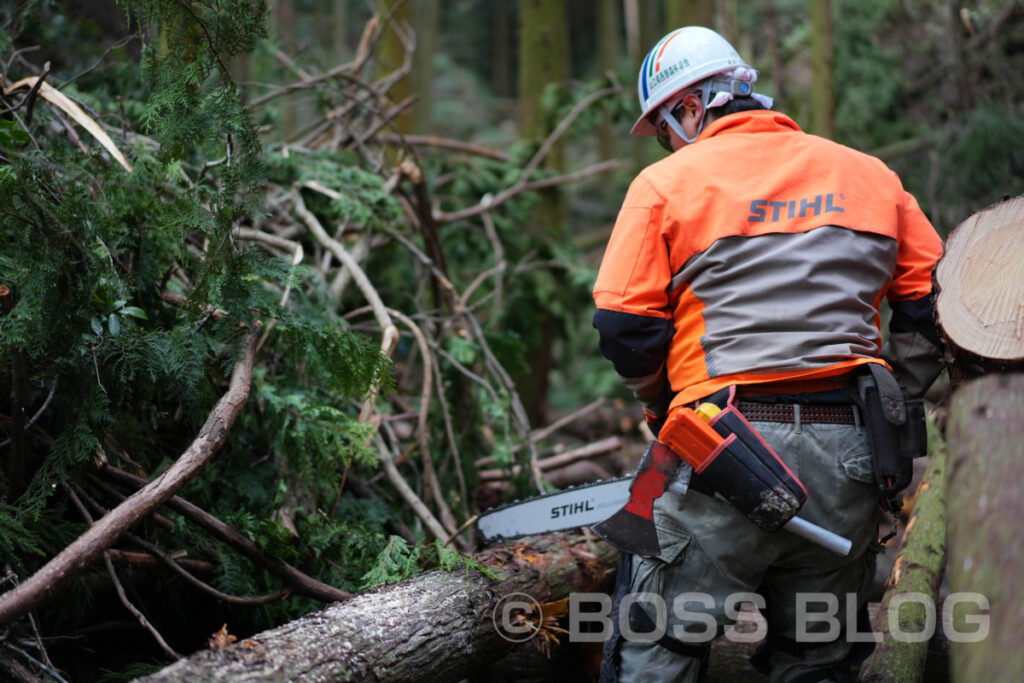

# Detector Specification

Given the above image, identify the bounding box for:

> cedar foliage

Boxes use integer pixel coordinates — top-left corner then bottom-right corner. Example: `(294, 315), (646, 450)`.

(0, 1), (608, 678)
(2, 0), (1022, 680)
(0, 1), (406, 676)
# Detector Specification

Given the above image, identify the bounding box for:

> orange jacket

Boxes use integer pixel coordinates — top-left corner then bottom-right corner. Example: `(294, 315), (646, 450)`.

(593, 111), (943, 409)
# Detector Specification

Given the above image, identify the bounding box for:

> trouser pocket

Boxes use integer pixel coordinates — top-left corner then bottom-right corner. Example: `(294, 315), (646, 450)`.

(838, 445), (874, 485)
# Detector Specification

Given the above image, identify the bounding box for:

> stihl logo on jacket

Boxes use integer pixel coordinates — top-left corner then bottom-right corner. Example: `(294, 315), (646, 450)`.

(748, 193), (845, 223)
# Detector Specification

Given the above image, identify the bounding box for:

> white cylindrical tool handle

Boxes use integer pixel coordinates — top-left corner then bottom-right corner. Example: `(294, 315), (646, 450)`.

(784, 516), (853, 556)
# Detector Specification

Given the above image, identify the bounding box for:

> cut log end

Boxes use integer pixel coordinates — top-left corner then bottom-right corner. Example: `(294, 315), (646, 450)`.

(936, 194), (1024, 365)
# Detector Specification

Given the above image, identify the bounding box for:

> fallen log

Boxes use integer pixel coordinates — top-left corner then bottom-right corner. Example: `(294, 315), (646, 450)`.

(945, 373), (1024, 681)
(935, 194), (1024, 386)
(858, 445), (948, 682)
(137, 533), (618, 682)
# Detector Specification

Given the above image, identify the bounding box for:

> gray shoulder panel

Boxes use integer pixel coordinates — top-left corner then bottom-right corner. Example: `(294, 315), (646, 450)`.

(672, 226), (897, 377)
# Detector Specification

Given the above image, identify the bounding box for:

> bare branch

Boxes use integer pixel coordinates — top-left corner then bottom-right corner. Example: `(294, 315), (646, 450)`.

(380, 227), (545, 492)
(383, 308), (461, 543)
(291, 186), (399, 423)
(292, 186), (394, 336)
(99, 465), (350, 604)
(479, 436), (624, 482)
(521, 85), (621, 181)
(104, 553), (182, 659)
(434, 159), (625, 224)
(234, 227), (304, 351)
(347, 304), (467, 549)
(248, 58), (364, 110)
(372, 134), (508, 161)
(428, 340), (472, 529)
(126, 533), (290, 607)
(475, 397), (609, 468)
(65, 485), (181, 659)
(0, 325), (262, 627)
(433, 83), (624, 225)
(374, 435), (450, 543)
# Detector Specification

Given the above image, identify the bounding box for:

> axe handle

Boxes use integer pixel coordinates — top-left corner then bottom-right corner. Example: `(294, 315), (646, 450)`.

(664, 464), (852, 556)
(783, 516), (852, 556)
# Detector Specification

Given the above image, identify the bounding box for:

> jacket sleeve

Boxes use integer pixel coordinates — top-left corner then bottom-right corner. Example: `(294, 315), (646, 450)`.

(592, 309), (674, 416)
(593, 176), (675, 416)
(881, 191), (945, 398)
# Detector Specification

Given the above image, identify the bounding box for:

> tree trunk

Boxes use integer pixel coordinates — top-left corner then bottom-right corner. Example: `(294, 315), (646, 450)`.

(624, 0), (661, 173)
(491, 0), (513, 97)
(517, 0), (568, 146)
(935, 194), (1024, 386)
(374, 0), (413, 135)
(810, 0), (835, 139)
(858, 447), (948, 682)
(596, 0), (620, 171)
(514, 0), (570, 425)
(666, 0), (714, 31)
(944, 373), (1024, 681)
(411, 0), (440, 134)
(137, 534), (618, 682)
(763, 0), (786, 107)
(715, 0), (739, 45)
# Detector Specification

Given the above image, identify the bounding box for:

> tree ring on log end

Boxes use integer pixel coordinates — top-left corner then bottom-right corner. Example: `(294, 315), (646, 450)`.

(936, 196), (1024, 361)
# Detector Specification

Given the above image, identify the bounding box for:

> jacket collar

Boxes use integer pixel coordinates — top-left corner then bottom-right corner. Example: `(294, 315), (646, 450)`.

(697, 110), (802, 141)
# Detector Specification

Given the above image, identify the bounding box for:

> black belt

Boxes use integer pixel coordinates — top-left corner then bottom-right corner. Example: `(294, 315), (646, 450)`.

(737, 401), (858, 425)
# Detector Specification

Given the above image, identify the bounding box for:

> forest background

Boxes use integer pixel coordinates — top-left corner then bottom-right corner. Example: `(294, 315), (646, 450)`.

(1, 0), (1023, 680)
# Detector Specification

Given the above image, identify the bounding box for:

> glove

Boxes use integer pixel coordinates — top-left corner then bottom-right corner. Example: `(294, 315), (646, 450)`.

(643, 409), (665, 438)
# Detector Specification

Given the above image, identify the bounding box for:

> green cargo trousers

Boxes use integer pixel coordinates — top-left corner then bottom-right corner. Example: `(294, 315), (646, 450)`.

(617, 418), (882, 683)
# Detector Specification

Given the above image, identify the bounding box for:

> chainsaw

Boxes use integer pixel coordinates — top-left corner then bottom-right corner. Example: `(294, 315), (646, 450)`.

(477, 388), (853, 557)
(475, 466), (851, 556)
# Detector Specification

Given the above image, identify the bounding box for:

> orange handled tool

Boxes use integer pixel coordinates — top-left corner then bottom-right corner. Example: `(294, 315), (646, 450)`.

(592, 406), (726, 556)
(659, 406), (726, 470)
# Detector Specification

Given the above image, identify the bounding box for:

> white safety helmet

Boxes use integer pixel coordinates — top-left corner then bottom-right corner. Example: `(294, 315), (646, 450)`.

(631, 26), (755, 138)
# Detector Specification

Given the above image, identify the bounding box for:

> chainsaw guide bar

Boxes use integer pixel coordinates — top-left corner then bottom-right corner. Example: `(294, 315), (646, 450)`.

(475, 477), (633, 542)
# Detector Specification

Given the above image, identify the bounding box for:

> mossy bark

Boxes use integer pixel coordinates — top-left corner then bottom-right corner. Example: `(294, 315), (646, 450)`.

(858, 447), (947, 682)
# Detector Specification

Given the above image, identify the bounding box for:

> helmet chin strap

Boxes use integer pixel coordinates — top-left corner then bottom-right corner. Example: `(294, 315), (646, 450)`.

(658, 90), (710, 145)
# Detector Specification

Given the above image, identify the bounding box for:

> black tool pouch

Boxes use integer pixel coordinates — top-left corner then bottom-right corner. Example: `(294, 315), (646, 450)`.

(851, 364), (928, 497)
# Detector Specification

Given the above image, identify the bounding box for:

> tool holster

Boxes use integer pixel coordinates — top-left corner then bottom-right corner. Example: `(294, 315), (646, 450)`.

(662, 386), (808, 533)
(848, 363), (928, 498)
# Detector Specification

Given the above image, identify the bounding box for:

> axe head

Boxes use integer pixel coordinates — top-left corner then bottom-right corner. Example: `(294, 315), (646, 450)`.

(591, 507), (662, 557)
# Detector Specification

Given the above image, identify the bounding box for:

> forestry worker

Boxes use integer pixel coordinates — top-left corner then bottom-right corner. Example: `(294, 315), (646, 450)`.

(591, 26), (944, 683)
